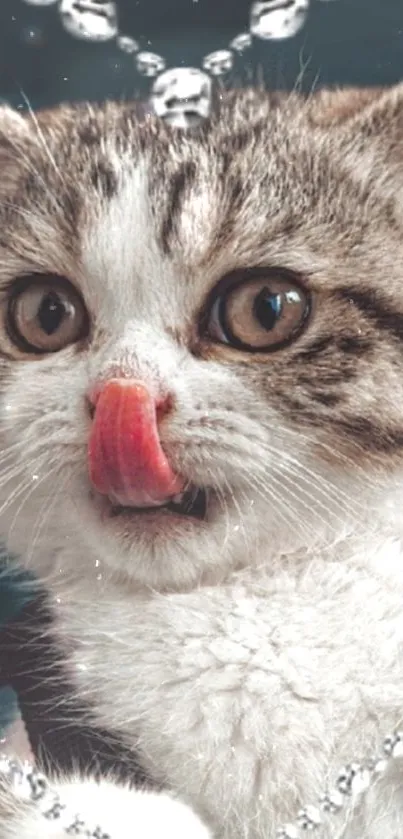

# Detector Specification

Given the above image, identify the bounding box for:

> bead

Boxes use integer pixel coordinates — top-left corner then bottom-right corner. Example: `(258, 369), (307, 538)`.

(250, 0), (309, 41)
(321, 789), (344, 813)
(277, 825), (300, 839)
(383, 730), (403, 757)
(297, 805), (322, 829)
(335, 762), (361, 796)
(135, 51), (166, 78)
(202, 49), (234, 76)
(229, 32), (252, 53)
(151, 67), (212, 128)
(59, 0), (118, 42)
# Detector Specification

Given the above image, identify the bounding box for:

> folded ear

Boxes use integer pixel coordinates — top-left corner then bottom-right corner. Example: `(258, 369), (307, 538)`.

(310, 83), (403, 147)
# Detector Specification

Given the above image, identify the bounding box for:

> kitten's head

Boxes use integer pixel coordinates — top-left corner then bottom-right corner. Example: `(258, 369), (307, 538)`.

(1, 86), (403, 591)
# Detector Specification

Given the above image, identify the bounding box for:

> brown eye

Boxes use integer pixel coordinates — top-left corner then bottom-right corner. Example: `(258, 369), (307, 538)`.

(7, 275), (89, 354)
(204, 269), (310, 352)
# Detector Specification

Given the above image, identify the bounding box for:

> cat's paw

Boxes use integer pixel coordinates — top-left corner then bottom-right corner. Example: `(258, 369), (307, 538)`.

(0, 763), (211, 839)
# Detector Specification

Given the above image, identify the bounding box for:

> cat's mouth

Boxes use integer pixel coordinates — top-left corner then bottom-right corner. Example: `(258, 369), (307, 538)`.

(108, 484), (209, 522)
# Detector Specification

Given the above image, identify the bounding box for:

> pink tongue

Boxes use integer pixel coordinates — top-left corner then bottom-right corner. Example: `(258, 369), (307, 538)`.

(88, 380), (184, 507)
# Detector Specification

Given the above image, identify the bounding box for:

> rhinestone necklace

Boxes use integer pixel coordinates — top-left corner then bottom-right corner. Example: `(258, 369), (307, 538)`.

(1, 728), (403, 837)
(21, 0), (333, 128)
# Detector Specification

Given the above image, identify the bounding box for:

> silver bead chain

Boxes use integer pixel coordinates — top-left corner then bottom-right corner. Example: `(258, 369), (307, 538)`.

(20, 0), (335, 128)
(1, 728), (403, 838)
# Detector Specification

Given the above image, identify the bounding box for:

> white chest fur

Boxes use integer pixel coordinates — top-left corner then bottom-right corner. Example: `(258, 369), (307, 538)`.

(48, 538), (403, 839)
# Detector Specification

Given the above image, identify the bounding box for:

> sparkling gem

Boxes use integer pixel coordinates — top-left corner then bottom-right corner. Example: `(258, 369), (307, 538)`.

(335, 762), (361, 796)
(136, 51), (166, 78)
(116, 34), (139, 53)
(250, 0), (309, 40)
(229, 32), (253, 53)
(66, 817), (86, 835)
(202, 49), (234, 76)
(26, 770), (47, 801)
(277, 824), (300, 838)
(321, 788), (344, 812)
(59, 0), (118, 42)
(383, 730), (403, 757)
(150, 67), (212, 128)
(44, 799), (65, 819)
(297, 805), (322, 829)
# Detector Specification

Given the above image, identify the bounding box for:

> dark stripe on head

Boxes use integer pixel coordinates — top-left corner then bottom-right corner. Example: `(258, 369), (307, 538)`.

(338, 288), (403, 343)
(90, 161), (118, 200)
(160, 161), (197, 255)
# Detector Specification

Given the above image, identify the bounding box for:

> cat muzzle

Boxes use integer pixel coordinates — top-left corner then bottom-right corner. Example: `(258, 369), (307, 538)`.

(87, 379), (185, 508)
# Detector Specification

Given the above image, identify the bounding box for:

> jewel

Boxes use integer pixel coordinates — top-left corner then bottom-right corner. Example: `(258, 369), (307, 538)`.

(151, 67), (212, 128)
(277, 824), (300, 838)
(116, 34), (139, 53)
(250, 0), (309, 41)
(335, 762), (361, 796)
(321, 788), (344, 812)
(229, 32), (253, 53)
(383, 730), (403, 757)
(297, 805), (322, 828)
(202, 49), (234, 76)
(135, 51), (166, 78)
(59, 0), (118, 42)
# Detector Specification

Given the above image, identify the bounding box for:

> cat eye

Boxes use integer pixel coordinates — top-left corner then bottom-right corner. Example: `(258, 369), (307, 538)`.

(203, 269), (310, 352)
(6, 275), (89, 354)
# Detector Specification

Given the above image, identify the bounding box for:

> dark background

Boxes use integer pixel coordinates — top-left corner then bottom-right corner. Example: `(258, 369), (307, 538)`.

(0, 0), (402, 109)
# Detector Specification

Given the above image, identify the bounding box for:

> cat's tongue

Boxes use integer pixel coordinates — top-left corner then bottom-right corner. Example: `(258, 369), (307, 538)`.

(88, 380), (184, 508)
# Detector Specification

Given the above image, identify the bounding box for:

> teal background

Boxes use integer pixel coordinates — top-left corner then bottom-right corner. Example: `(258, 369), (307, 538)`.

(0, 0), (402, 733)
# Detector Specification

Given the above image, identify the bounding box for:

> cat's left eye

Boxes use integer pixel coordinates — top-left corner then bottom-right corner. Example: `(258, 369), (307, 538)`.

(6, 274), (89, 354)
(203, 269), (310, 352)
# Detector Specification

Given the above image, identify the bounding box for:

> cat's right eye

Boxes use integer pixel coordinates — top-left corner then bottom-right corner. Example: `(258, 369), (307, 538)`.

(5, 274), (89, 354)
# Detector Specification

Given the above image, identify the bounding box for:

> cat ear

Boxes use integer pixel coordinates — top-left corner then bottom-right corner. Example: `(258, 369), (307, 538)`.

(309, 84), (403, 163)
(309, 83), (403, 131)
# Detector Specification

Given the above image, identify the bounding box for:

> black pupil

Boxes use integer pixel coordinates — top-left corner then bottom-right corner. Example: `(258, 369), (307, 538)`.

(38, 292), (67, 335)
(253, 287), (283, 331)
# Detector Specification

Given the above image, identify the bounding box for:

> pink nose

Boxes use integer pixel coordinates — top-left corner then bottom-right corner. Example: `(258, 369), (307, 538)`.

(88, 379), (184, 507)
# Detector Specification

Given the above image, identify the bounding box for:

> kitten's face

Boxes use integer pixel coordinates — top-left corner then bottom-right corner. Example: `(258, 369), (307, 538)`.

(1, 87), (403, 590)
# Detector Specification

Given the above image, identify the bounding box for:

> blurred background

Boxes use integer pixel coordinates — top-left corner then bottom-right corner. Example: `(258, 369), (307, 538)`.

(0, 0), (403, 744)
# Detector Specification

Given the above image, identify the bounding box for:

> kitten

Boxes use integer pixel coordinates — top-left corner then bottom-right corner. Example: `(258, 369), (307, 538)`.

(1, 84), (403, 839)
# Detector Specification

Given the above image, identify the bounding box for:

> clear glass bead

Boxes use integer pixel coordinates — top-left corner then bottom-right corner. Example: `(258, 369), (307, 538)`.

(277, 824), (300, 839)
(59, 0), (118, 42)
(335, 762), (361, 796)
(250, 0), (309, 41)
(116, 34), (139, 54)
(202, 49), (234, 76)
(297, 805), (322, 829)
(136, 51), (166, 78)
(321, 788), (344, 813)
(150, 67), (212, 128)
(229, 32), (253, 53)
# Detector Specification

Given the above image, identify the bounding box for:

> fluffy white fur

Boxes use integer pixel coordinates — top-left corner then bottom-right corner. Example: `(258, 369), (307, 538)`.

(2, 89), (403, 837)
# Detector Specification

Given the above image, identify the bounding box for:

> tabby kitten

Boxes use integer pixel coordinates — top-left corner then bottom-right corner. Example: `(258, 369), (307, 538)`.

(1, 85), (403, 839)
